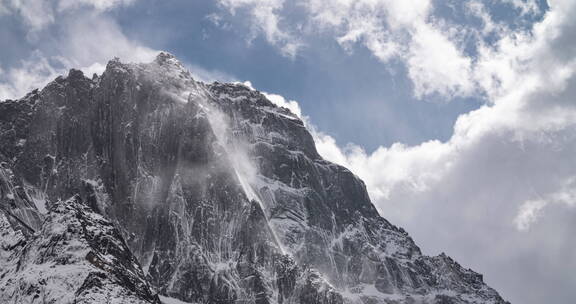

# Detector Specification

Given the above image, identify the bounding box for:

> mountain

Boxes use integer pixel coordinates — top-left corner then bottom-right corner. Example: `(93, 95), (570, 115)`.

(0, 53), (509, 304)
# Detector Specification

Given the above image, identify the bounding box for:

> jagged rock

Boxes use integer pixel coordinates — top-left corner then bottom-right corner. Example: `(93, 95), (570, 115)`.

(0, 195), (160, 303)
(0, 53), (509, 304)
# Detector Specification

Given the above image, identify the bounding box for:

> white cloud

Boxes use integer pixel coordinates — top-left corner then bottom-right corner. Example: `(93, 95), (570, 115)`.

(57, 0), (135, 12)
(0, 0), (136, 32)
(407, 23), (475, 98)
(0, 5), (157, 100)
(54, 14), (158, 69)
(466, 1), (507, 36)
(303, 0), (478, 99)
(500, 0), (541, 16)
(216, 0), (301, 57)
(0, 51), (62, 100)
(1, 0), (55, 31)
(514, 199), (547, 231)
(515, 177), (576, 231)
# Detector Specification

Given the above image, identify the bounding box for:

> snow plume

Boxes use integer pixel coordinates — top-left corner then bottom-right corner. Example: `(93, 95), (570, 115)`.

(199, 96), (286, 254)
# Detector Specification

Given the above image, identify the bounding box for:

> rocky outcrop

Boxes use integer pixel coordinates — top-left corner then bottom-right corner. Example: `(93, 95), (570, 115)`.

(0, 195), (159, 303)
(0, 53), (508, 304)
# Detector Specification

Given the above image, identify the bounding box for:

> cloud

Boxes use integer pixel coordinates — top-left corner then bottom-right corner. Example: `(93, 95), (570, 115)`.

(514, 199), (547, 231)
(53, 13), (158, 69)
(0, 3), (157, 100)
(515, 177), (576, 231)
(500, 0), (542, 16)
(0, 0), (136, 32)
(466, 1), (507, 36)
(56, 0), (135, 12)
(216, 0), (302, 57)
(406, 23), (474, 98)
(1, 0), (55, 31)
(0, 51), (62, 100)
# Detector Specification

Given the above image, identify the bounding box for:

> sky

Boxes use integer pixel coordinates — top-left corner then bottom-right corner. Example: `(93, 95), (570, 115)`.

(0, 0), (575, 303)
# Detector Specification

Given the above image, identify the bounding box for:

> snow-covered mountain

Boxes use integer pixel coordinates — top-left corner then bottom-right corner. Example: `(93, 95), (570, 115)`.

(0, 53), (509, 304)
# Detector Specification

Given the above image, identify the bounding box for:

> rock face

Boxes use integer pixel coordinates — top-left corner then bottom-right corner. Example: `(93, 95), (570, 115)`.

(0, 53), (509, 304)
(0, 194), (160, 303)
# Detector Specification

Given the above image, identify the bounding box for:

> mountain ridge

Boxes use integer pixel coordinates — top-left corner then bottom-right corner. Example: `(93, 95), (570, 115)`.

(0, 52), (508, 304)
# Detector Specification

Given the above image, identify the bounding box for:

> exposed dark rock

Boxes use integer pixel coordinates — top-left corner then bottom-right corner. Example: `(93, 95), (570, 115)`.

(0, 53), (509, 304)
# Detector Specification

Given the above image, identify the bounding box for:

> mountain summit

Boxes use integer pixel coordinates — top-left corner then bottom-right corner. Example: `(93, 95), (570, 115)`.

(0, 53), (508, 304)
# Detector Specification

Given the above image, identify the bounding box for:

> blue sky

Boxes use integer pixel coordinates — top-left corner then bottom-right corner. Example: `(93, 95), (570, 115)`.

(1, 1), (576, 303)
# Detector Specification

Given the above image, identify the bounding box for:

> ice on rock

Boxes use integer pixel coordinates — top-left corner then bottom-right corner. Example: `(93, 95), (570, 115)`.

(0, 196), (160, 303)
(0, 53), (509, 304)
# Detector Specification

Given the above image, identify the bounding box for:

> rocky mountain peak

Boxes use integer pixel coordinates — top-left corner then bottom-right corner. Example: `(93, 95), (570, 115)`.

(154, 51), (178, 64)
(0, 54), (509, 304)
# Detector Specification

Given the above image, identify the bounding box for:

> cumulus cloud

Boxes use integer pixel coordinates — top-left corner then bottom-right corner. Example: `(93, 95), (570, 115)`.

(407, 24), (474, 98)
(216, 0), (302, 57)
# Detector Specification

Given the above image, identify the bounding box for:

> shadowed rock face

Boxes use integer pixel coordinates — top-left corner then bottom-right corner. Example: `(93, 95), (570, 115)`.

(0, 53), (508, 304)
